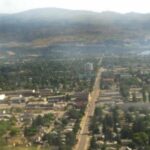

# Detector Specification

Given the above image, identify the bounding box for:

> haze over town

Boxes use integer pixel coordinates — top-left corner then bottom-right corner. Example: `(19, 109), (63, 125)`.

(0, 1), (150, 150)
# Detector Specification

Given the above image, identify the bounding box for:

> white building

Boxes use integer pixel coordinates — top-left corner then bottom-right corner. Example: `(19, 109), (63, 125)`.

(84, 62), (94, 71)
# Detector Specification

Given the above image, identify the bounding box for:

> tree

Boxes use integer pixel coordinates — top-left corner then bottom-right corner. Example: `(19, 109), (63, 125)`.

(142, 89), (146, 102)
(65, 94), (71, 101)
(24, 127), (37, 137)
(112, 107), (119, 132)
(120, 84), (129, 98)
(104, 128), (113, 141)
(95, 107), (103, 121)
(65, 132), (76, 146)
(133, 132), (149, 146)
(0, 120), (11, 137)
(32, 115), (43, 127)
(121, 128), (133, 139)
(90, 136), (98, 149)
(132, 93), (137, 102)
(43, 132), (60, 145)
(104, 114), (114, 127)
(42, 113), (54, 126)
(125, 112), (133, 123)
(133, 119), (145, 133)
(67, 108), (81, 119)
(73, 119), (80, 134)
(10, 127), (19, 136)
(101, 144), (106, 150)
(89, 117), (99, 134)
(32, 113), (54, 127)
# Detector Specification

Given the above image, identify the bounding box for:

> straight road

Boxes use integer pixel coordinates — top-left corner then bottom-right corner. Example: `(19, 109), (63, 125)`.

(74, 56), (103, 150)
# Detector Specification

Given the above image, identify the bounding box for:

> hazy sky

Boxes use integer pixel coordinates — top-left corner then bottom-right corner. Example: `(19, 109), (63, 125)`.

(0, 0), (150, 14)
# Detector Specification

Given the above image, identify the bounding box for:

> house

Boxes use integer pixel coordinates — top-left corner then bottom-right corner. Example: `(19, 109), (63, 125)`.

(47, 95), (65, 103)
(121, 139), (132, 145)
(129, 88), (143, 101)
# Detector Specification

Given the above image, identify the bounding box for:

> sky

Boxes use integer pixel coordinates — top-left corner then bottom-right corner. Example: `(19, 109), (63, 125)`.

(0, 0), (150, 14)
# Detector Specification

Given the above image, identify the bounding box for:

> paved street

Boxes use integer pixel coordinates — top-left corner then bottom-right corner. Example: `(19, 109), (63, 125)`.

(74, 57), (103, 150)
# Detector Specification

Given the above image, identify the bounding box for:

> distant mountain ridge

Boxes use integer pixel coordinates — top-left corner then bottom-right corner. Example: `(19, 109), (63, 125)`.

(0, 8), (150, 45)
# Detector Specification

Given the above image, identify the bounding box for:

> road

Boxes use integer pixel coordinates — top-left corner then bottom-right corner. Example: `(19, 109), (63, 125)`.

(74, 56), (103, 150)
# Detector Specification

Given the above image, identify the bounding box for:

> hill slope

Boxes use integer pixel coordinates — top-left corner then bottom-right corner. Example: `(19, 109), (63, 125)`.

(0, 8), (150, 44)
